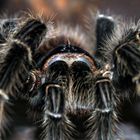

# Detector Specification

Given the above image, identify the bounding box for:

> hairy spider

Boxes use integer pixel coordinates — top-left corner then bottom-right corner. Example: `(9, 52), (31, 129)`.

(0, 13), (140, 140)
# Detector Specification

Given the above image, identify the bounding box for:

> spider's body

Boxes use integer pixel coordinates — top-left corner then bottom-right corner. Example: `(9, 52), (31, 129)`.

(0, 13), (140, 140)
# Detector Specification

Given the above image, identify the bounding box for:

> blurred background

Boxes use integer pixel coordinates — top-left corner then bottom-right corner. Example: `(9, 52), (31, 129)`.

(1, 0), (140, 140)
(0, 0), (140, 21)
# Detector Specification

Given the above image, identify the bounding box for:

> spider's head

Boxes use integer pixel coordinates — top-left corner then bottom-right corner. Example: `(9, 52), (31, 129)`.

(41, 44), (97, 118)
(28, 43), (97, 121)
(27, 23), (98, 120)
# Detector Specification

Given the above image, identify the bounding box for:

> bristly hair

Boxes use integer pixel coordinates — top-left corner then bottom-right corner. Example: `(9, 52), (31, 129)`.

(100, 17), (140, 65)
(41, 115), (76, 140)
(86, 81), (119, 140)
(0, 94), (12, 139)
(82, 12), (122, 59)
(0, 14), (48, 139)
(0, 14), (48, 97)
(37, 22), (94, 55)
(99, 17), (140, 97)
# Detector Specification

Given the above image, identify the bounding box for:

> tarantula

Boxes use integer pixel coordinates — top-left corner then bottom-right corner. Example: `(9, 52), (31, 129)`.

(0, 12), (140, 140)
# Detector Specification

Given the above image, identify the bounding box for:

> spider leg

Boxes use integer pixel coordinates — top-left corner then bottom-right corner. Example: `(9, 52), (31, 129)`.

(112, 28), (140, 96)
(0, 18), (46, 97)
(87, 15), (118, 140)
(95, 14), (115, 61)
(92, 14), (140, 139)
(88, 68), (117, 140)
(95, 14), (140, 97)
(0, 17), (46, 138)
(42, 61), (74, 140)
(0, 20), (17, 139)
(43, 84), (67, 140)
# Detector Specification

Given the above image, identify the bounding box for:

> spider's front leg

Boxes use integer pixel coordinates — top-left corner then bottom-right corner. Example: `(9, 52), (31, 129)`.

(41, 61), (74, 140)
(0, 17), (46, 138)
(87, 66), (117, 140)
(86, 15), (118, 140)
